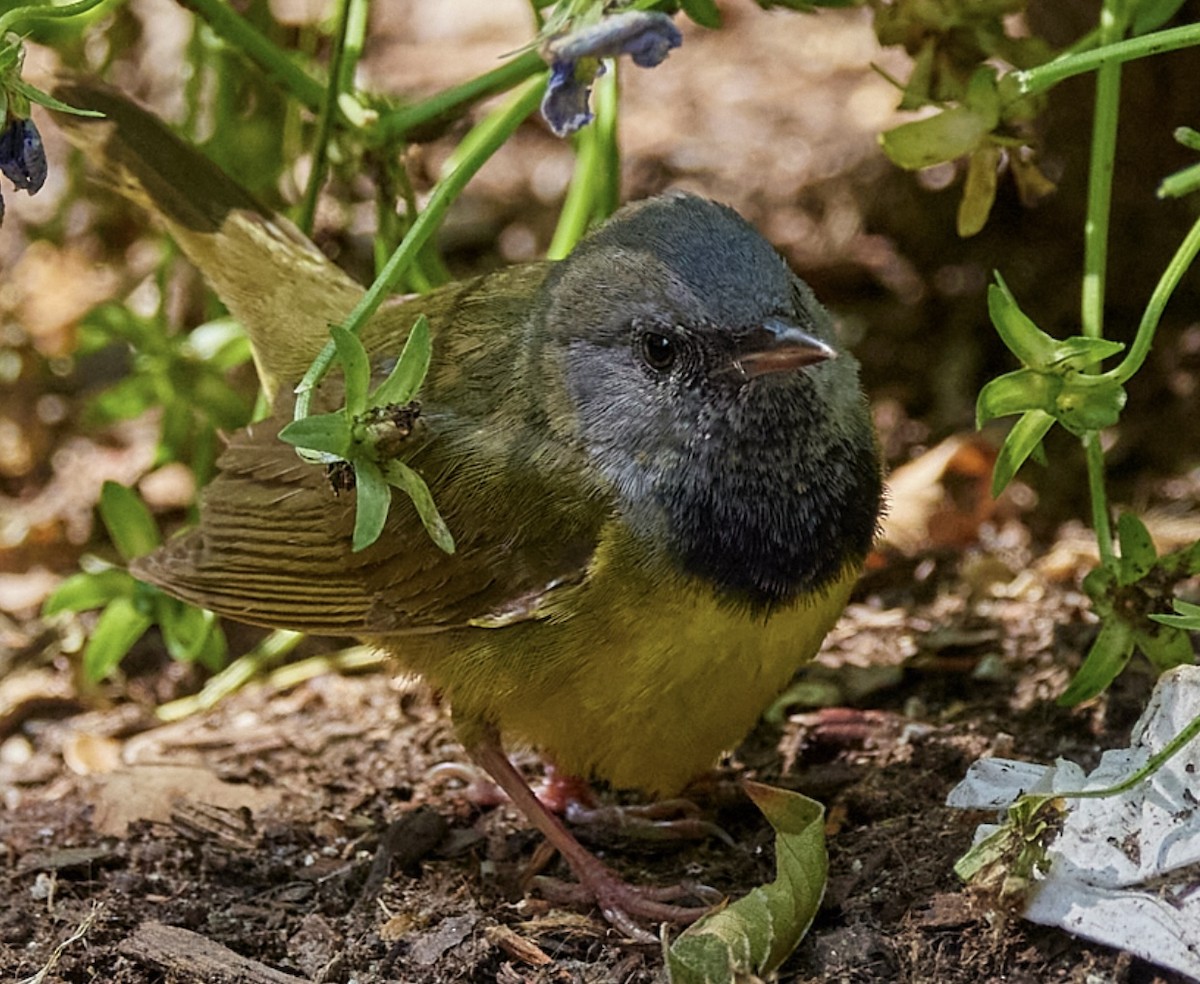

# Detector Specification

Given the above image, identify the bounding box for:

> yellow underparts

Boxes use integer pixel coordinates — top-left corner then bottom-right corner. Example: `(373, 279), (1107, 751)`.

(382, 529), (860, 799)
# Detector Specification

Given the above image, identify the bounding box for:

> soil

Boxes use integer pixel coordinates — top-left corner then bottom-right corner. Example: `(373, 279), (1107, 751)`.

(3, 0), (1200, 982)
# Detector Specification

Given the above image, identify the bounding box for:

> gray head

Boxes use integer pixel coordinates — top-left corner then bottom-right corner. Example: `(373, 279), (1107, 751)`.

(534, 194), (881, 609)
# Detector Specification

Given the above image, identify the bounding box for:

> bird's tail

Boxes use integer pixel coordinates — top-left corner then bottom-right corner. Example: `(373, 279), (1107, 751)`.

(50, 79), (364, 396)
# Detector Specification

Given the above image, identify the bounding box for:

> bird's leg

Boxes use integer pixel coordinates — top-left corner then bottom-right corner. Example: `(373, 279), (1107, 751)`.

(466, 730), (719, 942)
(539, 763), (733, 848)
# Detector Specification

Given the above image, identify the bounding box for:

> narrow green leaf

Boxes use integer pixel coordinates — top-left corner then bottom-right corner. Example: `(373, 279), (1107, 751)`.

(99, 482), (161, 561)
(879, 106), (991, 171)
(1158, 162), (1200, 200)
(1047, 336), (1125, 369)
(331, 325), (371, 418)
(43, 569), (136, 615)
(1116, 513), (1157, 586)
(352, 459), (392, 552)
(372, 315), (432, 407)
(278, 412), (353, 457)
(1150, 598), (1200, 629)
(990, 410), (1054, 497)
(1057, 618), (1136, 706)
(82, 598), (154, 683)
(957, 143), (1000, 237)
(384, 460), (456, 554)
(9, 78), (105, 117)
(667, 782), (826, 983)
(1176, 127), (1200, 152)
(988, 274), (1058, 368)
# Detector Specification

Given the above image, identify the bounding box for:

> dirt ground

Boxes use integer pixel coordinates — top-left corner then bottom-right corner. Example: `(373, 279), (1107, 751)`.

(3, 0), (1200, 981)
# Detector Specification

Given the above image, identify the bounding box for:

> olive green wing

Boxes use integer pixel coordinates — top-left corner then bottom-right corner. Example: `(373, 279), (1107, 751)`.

(132, 409), (603, 636)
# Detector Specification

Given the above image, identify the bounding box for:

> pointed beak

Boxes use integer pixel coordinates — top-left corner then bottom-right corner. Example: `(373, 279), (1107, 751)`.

(732, 318), (838, 379)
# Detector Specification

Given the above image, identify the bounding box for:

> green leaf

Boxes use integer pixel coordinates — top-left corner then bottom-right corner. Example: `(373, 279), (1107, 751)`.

(9, 78), (105, 118)
(372, 315), (432, 407)
(1047, 336), (1125, 369)
(667, 782), (827, 983)
(990, 410), (1054, 497)
(330, 325), (371, 418)
(384, 460), (456, 554)
(1116, 513), (1157, 586)
(1132, 0), (1188, 34)
(962, 66), (1001, 129)
(86, 375), (158, 425)
(82, 598), (154, 683)
(1150, 598), (1200, 630)
(681, 0), (722, 28)
(1133, 624), (1194, 671)
(99, 481), (161, 561)
(880, 106), (992, 170)
(158, 599), (223, 664)
(43, 569), (136, 615)
(1057, 618), (1136, 706)
(958, 143), (1000, 238)
(278, 412), (353, 457)
(976, 368), (1061, 426)
(352, 459), (392, 552)
(988, 274), (1058, 368)
(1051, 373), (1126, 436)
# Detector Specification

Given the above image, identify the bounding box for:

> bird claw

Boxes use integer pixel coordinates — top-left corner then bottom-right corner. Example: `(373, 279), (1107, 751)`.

(564, 798), (735, 848)
(532, 871), (718, 942)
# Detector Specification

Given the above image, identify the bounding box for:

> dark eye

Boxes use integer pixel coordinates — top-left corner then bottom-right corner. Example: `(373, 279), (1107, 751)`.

(639, 331), (676, 372)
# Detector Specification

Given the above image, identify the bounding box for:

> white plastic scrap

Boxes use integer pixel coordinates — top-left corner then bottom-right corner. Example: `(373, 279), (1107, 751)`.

(947, 664), (1200, 981)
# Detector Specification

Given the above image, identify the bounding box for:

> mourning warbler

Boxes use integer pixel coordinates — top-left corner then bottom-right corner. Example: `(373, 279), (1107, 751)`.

(53, 82), (883, 934)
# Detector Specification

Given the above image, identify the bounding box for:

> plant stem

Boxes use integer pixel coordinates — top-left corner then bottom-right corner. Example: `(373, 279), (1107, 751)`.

(294, 74), (546, 417)
(372, 49), (546, 143)
(1078, 0), (1127, 565)
(0, 0), (108, 34)
(1066, 706), (1200, 800)
(155, 630), (304, 721)
(547, 59), (619, 260)
(1108, 213), (1200, 385)
(297, 0), (367, 234)
(178, 0), (345, 119)
(1015, 21), (1200, 97)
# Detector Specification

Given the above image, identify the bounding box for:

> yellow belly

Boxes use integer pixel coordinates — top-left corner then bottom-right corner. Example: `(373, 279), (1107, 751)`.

(387, 534), (859, 797)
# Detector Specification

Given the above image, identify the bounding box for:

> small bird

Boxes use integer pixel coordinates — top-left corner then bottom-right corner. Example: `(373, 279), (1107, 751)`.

(53, 82), (883, 936)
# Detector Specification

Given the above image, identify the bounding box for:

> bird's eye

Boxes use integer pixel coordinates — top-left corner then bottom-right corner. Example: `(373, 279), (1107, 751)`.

(639, 331), (676, 372)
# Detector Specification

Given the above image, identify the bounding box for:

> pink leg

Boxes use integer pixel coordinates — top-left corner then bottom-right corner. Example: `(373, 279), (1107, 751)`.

(467, 730), (719, 941)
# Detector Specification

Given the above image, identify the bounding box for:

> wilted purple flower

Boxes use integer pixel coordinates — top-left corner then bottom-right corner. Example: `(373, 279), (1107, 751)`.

(0, 116), (47, 193)
(0, 115), (47, 226)
(541, 11), (682, 137)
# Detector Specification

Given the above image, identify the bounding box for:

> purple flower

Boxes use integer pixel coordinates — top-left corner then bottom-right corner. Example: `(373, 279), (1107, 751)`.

(0, 116), (47, 193)
(541, 11), (682, 137)
(0, 115), (47, 225)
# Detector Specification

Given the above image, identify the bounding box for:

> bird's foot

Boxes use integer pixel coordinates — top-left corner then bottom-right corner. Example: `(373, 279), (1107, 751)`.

(564, 796), (734, 848)
(532, 863), (722, 943)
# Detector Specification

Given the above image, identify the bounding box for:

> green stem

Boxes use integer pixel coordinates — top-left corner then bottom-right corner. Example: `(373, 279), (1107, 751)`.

(1107, 213), (1200, 385)
(296, 0), (363, 234)
(1078, 0), (1126, 565)
(155, 629), (304, 721)
(1080, 5), (1125, 340)
(1065, 707), (1200, 800)
(0, 0), (108, 34)
(372, 49), (545, 143)
(547, 59), (619, 260)
(1015, 21), (1200, 97)
(178, 0), (364, 122)
(1085, 432), (1114, 565)
(294, 73), (546, 417)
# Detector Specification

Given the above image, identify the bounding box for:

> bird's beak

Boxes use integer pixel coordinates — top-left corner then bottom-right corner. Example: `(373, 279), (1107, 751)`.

(732, 318), (838, 379)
